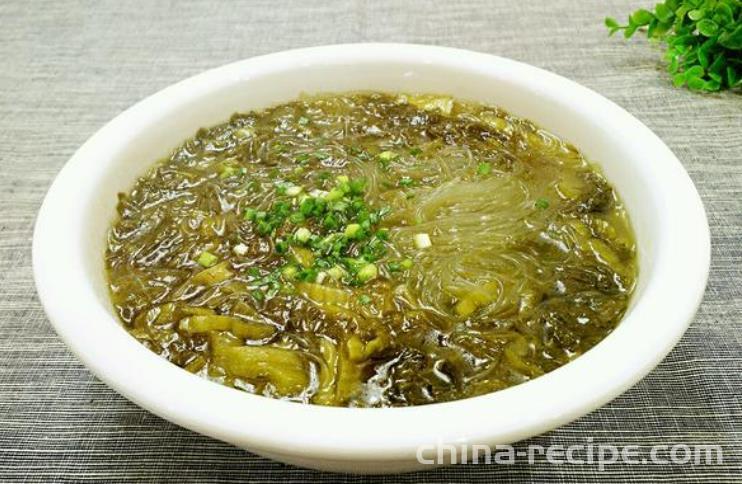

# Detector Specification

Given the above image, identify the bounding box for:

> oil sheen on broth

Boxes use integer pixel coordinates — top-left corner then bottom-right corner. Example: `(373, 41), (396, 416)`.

(106, 93), (637, 407)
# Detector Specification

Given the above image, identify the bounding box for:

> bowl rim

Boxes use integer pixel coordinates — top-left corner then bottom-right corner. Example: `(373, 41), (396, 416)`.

(32, 43), (710, 462)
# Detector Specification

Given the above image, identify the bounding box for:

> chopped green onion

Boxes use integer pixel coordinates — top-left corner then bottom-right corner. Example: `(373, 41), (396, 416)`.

(256, 220), (272, 235)
(219, 165), (238, 179)
(327, 266), (345, 280)
(294, 227), (312, 243)
(357, 263), (378, 283)
(310, 189), (329, 199)
(274, 239), (289, 254)
(358, 294), (372, 305)
(273, 201), (291, 216)
(337, 182), (351, 194)
(289, 212), (305, 224)
(399, 176), (414, 187)
(336, 175), (350, 184)
(196, 251), (218, 267)
(378, 151), (398, 162)
(400, 258), (414, 269)
(477, 162), (492, 175)
(325, 187), (344, 202)
(348, 178), (366, 195)
(247, 267), (261, 278)
(535, 198), (550, 210)
(281, 265), (298, 280)
(344, 257), (368, 272)
(414, 233), (432, 249)
(323, 213), (340, 230)
(244, 208), (257, 221)
(344, 223), (362, 239)
(297, 267), (319, 282)
(285, 185), (303, 196)
(330, 200), (348, 212)
(299, 197), (316, 216)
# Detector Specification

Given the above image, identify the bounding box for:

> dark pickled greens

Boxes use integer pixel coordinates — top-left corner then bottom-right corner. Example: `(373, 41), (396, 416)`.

(105, 92), (637, 407)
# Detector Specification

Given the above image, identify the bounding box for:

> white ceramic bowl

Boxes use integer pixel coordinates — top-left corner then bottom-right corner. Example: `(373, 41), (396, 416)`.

(33, 44), (710, 474)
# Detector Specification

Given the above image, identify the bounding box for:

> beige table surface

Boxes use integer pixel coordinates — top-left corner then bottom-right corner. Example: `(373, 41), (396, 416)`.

(1, 0), (740, 482)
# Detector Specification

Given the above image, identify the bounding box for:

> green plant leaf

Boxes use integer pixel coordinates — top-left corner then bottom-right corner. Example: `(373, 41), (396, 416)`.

(715, 3), (734, 25)
(655, 3), (675, 22)
(631, 9), (655, 26)
(675, 4), (690, 22)
(673, 72), (687, 87)
(727, 66), (738, 86)
(703, 78), (721, 91)
(719, 24), (742, 49)
(654, 20), (673, 38)
(605, 17), (620, 29)
(668, 55), (680, 73)
(697, 48), (709, 68)
(697, 19), (719, 36)
(606, 0), (741, 91)
(685, 65), (705, 78)
(624, 24), (638, 38)
(708, 53), (726, 75)
(686, 75), (706, 90)
(688, 9), (705, 21)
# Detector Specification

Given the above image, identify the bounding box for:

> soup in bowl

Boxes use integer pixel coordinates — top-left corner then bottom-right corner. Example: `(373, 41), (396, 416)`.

(105, 92), (637, 407)
(33, 44), (709, 473)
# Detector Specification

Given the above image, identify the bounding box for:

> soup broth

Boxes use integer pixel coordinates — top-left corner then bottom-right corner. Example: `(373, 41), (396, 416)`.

(106, 92), (637, 407)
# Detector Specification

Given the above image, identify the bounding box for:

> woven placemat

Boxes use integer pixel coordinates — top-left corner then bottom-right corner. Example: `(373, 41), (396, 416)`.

(0, 0), (739, 481)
